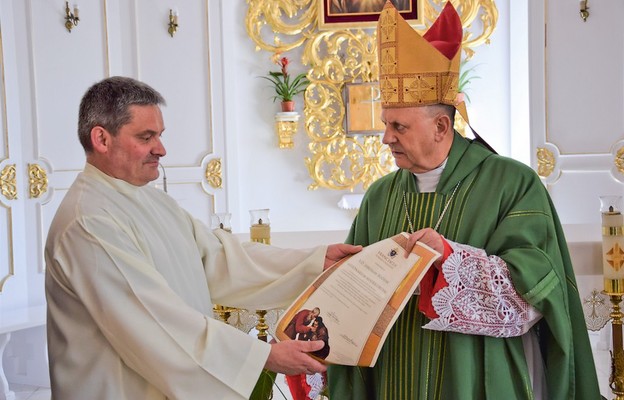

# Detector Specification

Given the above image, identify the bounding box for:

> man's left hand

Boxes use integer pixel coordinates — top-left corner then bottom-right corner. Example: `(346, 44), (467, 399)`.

(324, 243), (362, 270)
(404, 228), (445, 269)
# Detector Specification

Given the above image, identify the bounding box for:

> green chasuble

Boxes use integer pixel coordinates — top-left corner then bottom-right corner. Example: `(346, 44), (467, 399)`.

(328, 133), (601, 400)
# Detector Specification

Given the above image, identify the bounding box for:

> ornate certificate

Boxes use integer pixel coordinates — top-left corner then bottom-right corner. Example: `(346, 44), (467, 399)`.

(275, 233), (440, 367)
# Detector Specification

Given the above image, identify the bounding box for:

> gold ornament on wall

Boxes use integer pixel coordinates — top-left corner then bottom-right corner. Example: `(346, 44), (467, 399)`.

(275, 113), (300, 149)
(536, 147), (555, 178)
(168, 9), (179, 37)
(28, 163), (48, 199)
(205, 158), (223, 189)
(615, 147), (624, 175)
(246, 0), (498, 191)
(246, 0), (317, 55)
(64, 1), (80, 33)
(0, 164), (17, 200)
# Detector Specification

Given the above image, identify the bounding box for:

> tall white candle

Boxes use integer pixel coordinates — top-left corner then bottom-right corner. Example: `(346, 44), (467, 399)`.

(602, 203), (624, 280)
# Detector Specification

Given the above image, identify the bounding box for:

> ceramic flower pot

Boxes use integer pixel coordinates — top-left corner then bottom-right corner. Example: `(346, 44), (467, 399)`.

(280, 101), (295, 112)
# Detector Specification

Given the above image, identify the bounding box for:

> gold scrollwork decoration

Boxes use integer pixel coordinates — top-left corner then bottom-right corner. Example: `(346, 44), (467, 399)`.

(615, 147), (624, 174)
(28, 163), (48, 199)
(245, 0), (316, 54)
(0, 164), (17, 200)
(536, 147), (555, 178)
(247, 0), (498, 192)
(205, 158), (223, 189)
(303, 29), (379, 84)
(305, 135), (395, 191)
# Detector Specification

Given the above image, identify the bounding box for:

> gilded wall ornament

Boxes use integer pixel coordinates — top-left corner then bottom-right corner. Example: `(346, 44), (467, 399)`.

(245, 0), (316, 54)
(246, 0), (498, 191)
(275, 117), (299, 149)
(616, 147), (624, 175)
(205, 158), (223, 189)
(28, 163), (48, 199)
(1, 164), (17, 200)
(536, 147), (555, 178)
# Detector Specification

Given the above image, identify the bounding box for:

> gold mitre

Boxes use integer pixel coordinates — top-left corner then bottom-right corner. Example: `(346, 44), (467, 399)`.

(377, 1), (469, 123)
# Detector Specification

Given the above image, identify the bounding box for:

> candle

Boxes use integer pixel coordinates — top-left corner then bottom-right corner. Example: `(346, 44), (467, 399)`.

(601, 196), (624, 293)
(249, 209), (270, 245)
(250, 223), (271, 244)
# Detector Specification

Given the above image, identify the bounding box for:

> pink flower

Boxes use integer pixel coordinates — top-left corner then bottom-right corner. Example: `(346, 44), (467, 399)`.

(279, 57), (289, 76)
(261, 55), (310, 102)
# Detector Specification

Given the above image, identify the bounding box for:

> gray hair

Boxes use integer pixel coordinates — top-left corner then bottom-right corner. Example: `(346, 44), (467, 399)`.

(78, 76), (165, 152)
(427, 104), (456, 122)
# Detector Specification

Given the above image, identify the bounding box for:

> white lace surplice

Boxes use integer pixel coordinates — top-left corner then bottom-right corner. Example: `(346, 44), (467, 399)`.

(422, 240), (546, 398)
(423, 240), (541, 337)
(305, 373), (325, 399)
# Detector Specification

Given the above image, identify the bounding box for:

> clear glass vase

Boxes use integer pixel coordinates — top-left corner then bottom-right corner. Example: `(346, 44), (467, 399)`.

(210, 212), (232, 233)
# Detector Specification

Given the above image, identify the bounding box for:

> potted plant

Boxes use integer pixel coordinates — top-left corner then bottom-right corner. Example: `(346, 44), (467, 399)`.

(456, 60), (481, 104)
(260, 56), (310, 112)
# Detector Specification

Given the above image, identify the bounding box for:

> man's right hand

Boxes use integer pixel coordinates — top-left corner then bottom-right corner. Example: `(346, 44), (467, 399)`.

(264, 340), (327, 376)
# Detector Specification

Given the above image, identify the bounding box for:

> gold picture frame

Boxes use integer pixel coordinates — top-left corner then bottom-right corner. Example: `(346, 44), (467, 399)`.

(319, 0), (424, 30)
(343, 82), (384, 136)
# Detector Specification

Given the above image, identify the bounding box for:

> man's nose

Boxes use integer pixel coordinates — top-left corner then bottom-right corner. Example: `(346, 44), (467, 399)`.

(382, 128), (394, 145)
(153, 138), (167, 157)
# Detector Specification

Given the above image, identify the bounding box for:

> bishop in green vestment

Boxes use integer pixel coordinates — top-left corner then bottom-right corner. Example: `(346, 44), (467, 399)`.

(328, 1), (601, 399)
(328, 132), (601, 399)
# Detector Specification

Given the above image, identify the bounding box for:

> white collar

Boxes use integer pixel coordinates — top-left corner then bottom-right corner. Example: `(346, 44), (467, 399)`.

(413, 159), (447, 192)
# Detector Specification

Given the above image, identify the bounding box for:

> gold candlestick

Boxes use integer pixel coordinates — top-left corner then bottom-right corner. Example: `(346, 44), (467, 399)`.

(609, 294), (624, 400)
(601, 195), (624, 399)
(213, 304), (236, 324)
(255, 310), (269, 342)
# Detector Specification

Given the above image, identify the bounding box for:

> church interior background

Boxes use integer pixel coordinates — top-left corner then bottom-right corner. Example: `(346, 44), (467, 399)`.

(0, 0), (622, 398)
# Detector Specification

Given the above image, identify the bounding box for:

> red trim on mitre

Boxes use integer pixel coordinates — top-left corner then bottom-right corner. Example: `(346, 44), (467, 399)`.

(422, 2), (462, 60)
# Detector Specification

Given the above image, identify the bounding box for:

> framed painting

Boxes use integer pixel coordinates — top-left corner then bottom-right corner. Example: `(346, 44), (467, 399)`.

(343, 82), (384, 136)
(319, 0), (424, 30)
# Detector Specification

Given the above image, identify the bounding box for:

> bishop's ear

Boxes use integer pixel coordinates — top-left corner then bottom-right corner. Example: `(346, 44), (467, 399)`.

(90, 126), (110, 153)
(434, 113), (452, 140)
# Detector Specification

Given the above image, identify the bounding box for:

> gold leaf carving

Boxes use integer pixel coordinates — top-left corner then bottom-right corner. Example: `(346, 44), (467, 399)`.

(205, 158), (223, 189)
(0, 164), (17, 200)
(536, 147), (555, 178)
(276, 120), (298, 149)
(28, 163), (48, 199)
(615, 147), (624, 175)
(305, 135), (395, 191)
(245, 0), (316, 54)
